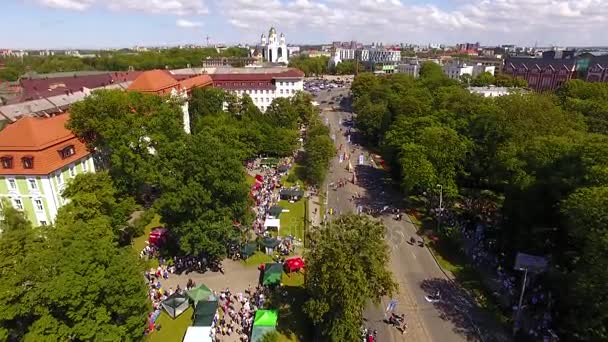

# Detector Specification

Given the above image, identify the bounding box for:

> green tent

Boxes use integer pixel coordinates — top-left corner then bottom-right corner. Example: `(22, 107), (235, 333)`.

(260, 158), (279, 166)
(187, 284), (214, 306)
(269, 205), (283, 218)
(241, 242), (258, 258)
(262, 263), (283, 286)
(253, 309), (279, 326)
(161, 292), (189, 319)
(261, 237), (281, 249)
(193, 300), (219, 327)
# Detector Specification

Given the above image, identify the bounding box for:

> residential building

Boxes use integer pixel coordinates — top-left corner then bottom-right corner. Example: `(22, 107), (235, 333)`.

(0, 113), (95, 226)
(443, 62), (495, 80)
(503, 57), (576, 91)
(396, 61), (421, 78)
(369, 49), (401, 64)
(259, 27), (289, 64)
(201, 56), (257, 67)
(329, 48), (356, 66)
(207, 67), (304, 112)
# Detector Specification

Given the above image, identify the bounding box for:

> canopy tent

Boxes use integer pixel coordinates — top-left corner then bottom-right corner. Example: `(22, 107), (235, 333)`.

(254, 309), (279, 326)
(260, 158), (280, 166)
(262, 263), (283, 286)
(264, 218), (280, 232)
(161, 293), (189, 319)
(183, 326), (212, 342)
(252, 181), (262, 190)
(149, 227), (168, 246)
(255, 174), (264, 182)
(268, 205), (283, 218)
(284, 257), (305, 272)
(241, 242), (258, 258)
(187, 284), (215, 306)
(261, 237), (281, 248)
(279, 189), (304, 201)
(193, 300), (219, 327)
(250, 326), (276, 342)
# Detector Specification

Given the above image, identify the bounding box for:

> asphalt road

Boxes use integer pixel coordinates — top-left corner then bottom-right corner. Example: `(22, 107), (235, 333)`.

(311, 84), (508, 342)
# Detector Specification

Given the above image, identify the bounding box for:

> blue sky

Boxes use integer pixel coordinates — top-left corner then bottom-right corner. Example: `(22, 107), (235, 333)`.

(1, 0), (605, 49)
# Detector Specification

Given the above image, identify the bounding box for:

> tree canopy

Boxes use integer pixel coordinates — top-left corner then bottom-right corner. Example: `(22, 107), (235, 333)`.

(304, 214), (397, 341)
(352, 71), (608, 340)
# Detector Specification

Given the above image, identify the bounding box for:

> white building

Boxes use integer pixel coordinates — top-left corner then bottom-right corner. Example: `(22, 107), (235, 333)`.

(369, 49), (401, 63)
(207, 67), (304, 112)
(468, 86), (525, 97)
(329, 48), (356, 66)
(259, 27), (288, 64)
(396, 62), (421, 78)
(443, 63), (496, 80)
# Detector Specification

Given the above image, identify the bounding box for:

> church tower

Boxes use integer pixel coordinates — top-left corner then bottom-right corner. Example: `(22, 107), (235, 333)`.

(260, 26), (288, 64)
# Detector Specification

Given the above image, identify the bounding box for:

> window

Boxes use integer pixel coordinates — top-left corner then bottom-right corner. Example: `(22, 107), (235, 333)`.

(1, 156), (13, 169)
(28, 178), (37, 190)
(56, 172), (64, 186)
(280, 89), (283, 94)
(13, 198), (23, 210)
(8, 178), (17, 190)
(59, 145), (75, 159)
(22, 156), (34, 169)
(69, 165), (76, 177)
(82, 160), (88, 172)
(40, 221), (47, 226)
(35, 199), (43, 212)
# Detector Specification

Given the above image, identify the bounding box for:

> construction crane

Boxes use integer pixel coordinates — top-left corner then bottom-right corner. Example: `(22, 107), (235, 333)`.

(205, 35), (211, 47)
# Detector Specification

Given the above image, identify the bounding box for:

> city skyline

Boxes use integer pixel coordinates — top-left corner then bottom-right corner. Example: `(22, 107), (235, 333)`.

(1, 0), (607, 49)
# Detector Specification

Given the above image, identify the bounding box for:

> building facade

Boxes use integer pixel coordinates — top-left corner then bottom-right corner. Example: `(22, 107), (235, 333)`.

(259, 27), (288, 64)
(0, 114), (95, 226)
(396, 62), (421, 78)
(503, 57), (575, 91)
(209, 68), (304, 112)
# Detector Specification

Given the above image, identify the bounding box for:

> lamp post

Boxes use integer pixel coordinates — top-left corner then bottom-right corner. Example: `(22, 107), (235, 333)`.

(513, 267), (529, 336)
(436, 184), (443, 231)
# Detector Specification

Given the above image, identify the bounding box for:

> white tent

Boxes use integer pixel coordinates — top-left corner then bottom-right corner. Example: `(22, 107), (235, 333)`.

(183, 326), (212, 342)
(264, 218), (280, 232)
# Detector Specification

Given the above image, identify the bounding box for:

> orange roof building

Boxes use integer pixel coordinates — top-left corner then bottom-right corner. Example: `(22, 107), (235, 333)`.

(127, 70), (213, 134)
(0, 113), (95, 226)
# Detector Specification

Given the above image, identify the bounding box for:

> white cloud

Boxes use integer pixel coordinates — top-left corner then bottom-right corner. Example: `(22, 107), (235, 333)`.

(37, 0), (208, 16)
(176, 19), (202, 28)
(38, 0), (94, 10)
(220, 0), (608, 45)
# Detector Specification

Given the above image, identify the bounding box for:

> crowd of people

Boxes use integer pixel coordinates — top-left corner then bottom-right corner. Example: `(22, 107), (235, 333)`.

(211, 285), (271, 342)
(249, 166), (282, 236)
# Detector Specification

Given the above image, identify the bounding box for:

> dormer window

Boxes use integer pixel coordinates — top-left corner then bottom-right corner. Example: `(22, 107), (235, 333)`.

(22, 156), (34, 169)
(59, 145), (75, 159)
(1, 156), (13, 169)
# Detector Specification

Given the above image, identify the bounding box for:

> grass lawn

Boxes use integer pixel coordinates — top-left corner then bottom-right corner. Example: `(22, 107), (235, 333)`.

(132, 214), (162, 269)
(282, 162), (306, 188)
(278, 200), (305, 241)
(270, 271), (311, 342)
(146, 307), (193, 342)
(246, 174), (256, 186)
(243, 251), (274, 267)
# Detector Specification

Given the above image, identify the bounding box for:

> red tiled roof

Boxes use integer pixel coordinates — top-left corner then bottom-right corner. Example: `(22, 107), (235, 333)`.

(127, 70), (179, 93)
(179, 74), (213, 90)
(19, 72), (141, 101)
(0, 113), (90, 175)
(209, 69), (304, 82)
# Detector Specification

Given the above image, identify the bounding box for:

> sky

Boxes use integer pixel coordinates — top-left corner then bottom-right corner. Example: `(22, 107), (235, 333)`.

(0, 0), (606, 49)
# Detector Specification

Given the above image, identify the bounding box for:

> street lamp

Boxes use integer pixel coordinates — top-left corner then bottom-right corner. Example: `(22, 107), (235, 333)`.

(436, 184), (443, 231)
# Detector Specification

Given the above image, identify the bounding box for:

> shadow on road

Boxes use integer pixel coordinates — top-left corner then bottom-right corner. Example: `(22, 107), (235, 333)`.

(420, 278), (511, 342)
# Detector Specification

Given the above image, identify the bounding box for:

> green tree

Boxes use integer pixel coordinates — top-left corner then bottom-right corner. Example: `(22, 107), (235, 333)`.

(560, 186), (608, 340)
(58, 172), (136, 244)
(304, 214), (397, 342)
(68, 89), (186, 198)
(156, 132), (251, 257)
(265, 97), (299, 129)
(189, 87), (226, 127)
(471, 72), (495, 86)
(351, 73), (379, 100)
(304, 132), (334, 185)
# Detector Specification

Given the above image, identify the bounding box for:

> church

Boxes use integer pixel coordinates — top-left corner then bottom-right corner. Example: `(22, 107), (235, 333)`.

(258, 27), (289, 64)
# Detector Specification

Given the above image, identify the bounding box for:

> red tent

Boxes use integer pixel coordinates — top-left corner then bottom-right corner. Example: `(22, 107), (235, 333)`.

(255, 174), (264, 182)
(149, 227), (168, 246)
(284, 257), (305, 272)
